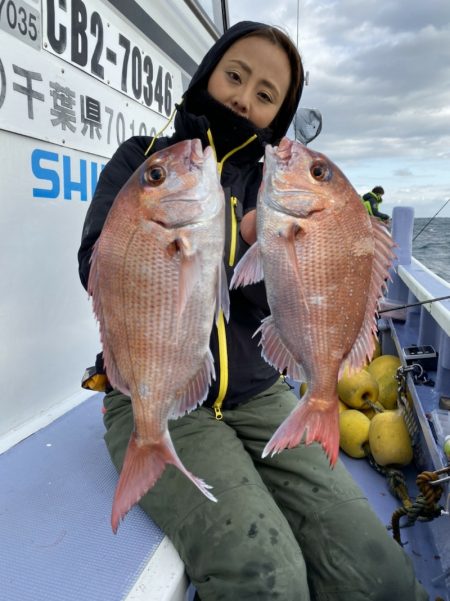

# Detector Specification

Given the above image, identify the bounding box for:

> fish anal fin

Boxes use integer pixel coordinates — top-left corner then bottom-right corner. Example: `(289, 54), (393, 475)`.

(230, 242), (263, 289)
(87, 240), (130, 396)
(170, 349), (216, 419)
(262, 396), (340, 466)
(256, 316), (305, 382)
(111, 430), (216, 533)
(342, 218), (396, 375)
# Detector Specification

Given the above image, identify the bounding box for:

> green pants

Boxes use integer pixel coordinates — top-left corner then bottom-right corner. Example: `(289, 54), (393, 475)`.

(103, 379), (429, 601)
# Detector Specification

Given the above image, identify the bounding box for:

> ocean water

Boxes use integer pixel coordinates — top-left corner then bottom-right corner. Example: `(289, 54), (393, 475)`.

(412, 217), (450, 282)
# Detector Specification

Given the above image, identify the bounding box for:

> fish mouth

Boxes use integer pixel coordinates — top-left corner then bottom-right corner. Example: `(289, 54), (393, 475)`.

(190, 139), (218, 171)
(190, 139), (209, 164)
(142, 139), (220, 229)
(267, 137), (302, 168)
(158, 140), (214, 206)
(168, 139), (211, 172)
(274, 137), (295, 161)
(263, 141), (319, 218)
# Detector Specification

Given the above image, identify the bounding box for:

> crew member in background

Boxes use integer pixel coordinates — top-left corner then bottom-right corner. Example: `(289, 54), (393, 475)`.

(362, 186), (390, 223)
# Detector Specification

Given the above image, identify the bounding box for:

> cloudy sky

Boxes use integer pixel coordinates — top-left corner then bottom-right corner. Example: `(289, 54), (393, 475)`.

(227, 0), (450, 218)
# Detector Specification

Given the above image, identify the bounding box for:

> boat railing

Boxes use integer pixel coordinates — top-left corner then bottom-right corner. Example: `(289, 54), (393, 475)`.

(382, 205), (450, 493)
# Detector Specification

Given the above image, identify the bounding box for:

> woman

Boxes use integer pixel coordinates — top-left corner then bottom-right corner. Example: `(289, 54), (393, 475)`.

(78, 20), (428, 601)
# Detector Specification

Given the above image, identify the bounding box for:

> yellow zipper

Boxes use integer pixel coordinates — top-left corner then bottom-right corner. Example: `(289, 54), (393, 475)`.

(212, 310), (228, 419)
(144, 105), (178, 155)
(229, 196), (238, 267)
(207, 129), (258, 420)
(217, 135), (257, 173)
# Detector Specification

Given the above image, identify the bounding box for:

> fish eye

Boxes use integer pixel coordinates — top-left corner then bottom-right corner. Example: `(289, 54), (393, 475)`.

(144, 165), (166, 186)
(310, 160), (330, 182)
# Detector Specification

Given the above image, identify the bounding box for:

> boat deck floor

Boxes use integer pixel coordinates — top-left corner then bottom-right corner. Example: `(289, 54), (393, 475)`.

(0, 394), (448, 600)
(0, 394), (166, 601)
(341, 453), (448, 599)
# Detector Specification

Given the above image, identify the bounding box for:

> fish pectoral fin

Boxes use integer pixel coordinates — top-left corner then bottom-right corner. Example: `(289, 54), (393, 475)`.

(217, 262), (230, 323)
(111, 430), (216, 533)
(280, 222), (302, 283)
(175, 236), (201, 316)
(229, 241), (263, 289)
(255, 316), (305, 381)
(170, 349), (216, 419)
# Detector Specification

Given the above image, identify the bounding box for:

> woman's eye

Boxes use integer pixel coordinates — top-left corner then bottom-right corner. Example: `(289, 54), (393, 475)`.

(144, 165), (166, 186)
(258, 91), (272, 103)
(310, 160), (331, 182)
(227, 71), (240, 83)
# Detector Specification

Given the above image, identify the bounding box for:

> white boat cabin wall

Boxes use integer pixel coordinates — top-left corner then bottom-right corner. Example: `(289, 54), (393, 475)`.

(0, 0), (226, 450)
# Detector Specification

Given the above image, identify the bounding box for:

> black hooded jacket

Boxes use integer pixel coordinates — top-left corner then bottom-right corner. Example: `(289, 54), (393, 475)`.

(78, 21), (302, 412)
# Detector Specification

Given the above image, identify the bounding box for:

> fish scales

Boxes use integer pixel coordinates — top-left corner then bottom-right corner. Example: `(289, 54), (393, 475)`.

(95, 193), (214, 422)
(118, 231), (208, 432)
(231, 137), (395, 465)
(88, 139), (229, 531)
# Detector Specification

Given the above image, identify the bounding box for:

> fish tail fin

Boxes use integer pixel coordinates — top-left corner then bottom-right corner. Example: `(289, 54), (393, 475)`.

(262, 397), (340, 467)
(111, 430), (217, 533)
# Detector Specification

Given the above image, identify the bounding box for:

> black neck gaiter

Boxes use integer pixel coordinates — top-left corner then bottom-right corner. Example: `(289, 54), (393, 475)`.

(185, 89), (273, 162)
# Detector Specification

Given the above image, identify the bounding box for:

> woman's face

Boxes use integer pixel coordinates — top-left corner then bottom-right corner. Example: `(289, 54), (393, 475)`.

(207, 35), (291, 129)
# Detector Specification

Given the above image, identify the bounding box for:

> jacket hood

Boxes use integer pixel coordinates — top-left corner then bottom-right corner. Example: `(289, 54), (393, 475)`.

(183, 20), (303, 145)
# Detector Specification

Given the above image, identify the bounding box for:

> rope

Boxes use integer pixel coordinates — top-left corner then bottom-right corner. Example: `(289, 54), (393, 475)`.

(416, 471), (445, 505)
(390, 469), (443, 545)
(391, 496), (442, 545)
(366, 455), (445, 545)
(366, 456), (411, 506)
(363, 398), (384, 413)
(372, 367), (450, 544)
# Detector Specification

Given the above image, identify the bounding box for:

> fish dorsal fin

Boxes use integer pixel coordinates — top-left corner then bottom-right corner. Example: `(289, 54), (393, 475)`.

(170, 349), (216, 419)
(341, 218), (396, 376)
(88, 241), (131, 395)
(229, 241), (264, 289)
(217, 262), (230, 323)
(255, 316), (306, 382)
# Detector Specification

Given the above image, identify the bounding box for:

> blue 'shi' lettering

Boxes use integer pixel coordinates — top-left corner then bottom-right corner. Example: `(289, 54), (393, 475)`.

(32, 149), (60, 198)
(63, 155), (87, 201)
(32, 149), (104, 200)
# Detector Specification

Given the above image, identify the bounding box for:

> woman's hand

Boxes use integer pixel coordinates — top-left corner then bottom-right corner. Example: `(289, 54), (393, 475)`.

(240, 209), (257, 245)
